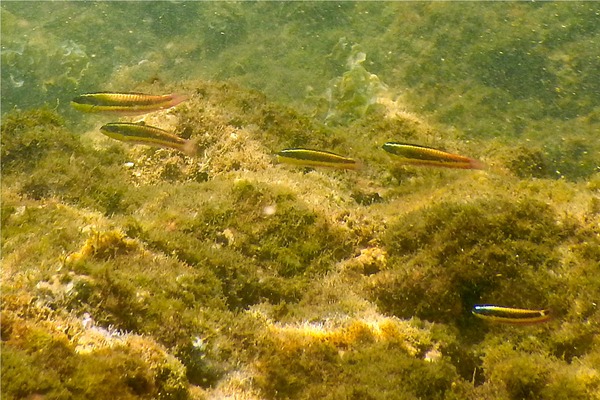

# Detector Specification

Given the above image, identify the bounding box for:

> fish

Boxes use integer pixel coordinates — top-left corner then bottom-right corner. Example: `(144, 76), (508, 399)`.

(382, 142), (485, 170)
(99, 122), (196, 156)
(276, 148), (360, 170)
(472, 305), (551, 325)
(71, 92), (188, 115)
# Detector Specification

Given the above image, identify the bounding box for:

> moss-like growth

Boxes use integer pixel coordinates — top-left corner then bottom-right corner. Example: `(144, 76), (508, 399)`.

(1, 108), (72, 172)
(373, 197), (568, 325)
(125, 179), (353, 310)
(253, 317), (467, 399)
(1, 309), (188, 400)
(176, 80), (339, 154)
(505, 139), (599, 181)
(1, 109), (133, 215)
(477, 341), (600, 400)
(507, 146), (553, 179)
(2, 11), (599, 395)
(65, 229), (138, 265)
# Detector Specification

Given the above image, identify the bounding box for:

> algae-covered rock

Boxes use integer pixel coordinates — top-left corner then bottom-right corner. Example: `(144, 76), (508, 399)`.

(1, 301), (188, 400)
(1, 108), (131, 214)
(476, 340), (600, 400)
(124, 178), (353, 309)
(2, 5), (599, 394)
(252, 316), (468, 400)
(3, 77), (599, 399)
(1, 108), (73, 171)
(373, 197), (567, 324)
(502, 135), (600, 181)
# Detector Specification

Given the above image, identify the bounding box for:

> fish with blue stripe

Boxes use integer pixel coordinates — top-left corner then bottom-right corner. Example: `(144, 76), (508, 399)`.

(472, 305), (551, 325)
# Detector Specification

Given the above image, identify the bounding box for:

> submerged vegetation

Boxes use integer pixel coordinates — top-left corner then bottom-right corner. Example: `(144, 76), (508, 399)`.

(2, 2), (600, 400)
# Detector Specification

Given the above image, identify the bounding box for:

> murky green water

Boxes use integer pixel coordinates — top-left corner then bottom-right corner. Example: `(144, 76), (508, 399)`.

(3, 2), (599, 132)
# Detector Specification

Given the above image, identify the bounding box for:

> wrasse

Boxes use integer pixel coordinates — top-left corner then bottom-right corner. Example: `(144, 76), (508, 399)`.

(276, 148), (360, 170)
(71, 92), (188, 115)
(99, 122), (196, 156)
(382, 142), (485, 170)
(472, 305), (551, 325)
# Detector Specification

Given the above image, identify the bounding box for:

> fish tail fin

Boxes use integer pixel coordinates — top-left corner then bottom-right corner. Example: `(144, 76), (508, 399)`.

(168, 93), (189, 108)
(182, 138), (199, 157)
(350, 159), (365, 171)
(469, 158), (487, 170)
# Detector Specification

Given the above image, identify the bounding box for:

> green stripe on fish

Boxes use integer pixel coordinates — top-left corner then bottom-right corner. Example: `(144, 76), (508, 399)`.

(382, 142), (485, 169)
(277, 148), (360, 170)
(71, 92), (188, 116)
(100, 122), (196, 156)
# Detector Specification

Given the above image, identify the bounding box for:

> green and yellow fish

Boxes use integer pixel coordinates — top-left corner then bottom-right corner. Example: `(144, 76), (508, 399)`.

(71, 92), (188, 115)
(99, 122), (196, 156)
(276, 148), (360, 170)
(382, 142), (485, 170)
(472, 305), (551, 325)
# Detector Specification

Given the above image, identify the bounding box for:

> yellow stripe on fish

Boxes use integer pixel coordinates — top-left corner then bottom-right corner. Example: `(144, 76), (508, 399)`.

(472, 305), (551, 325)
(276, 148), (360, 170)
(382, 142), (485, 170)
(71, 92), (188, 115)
(99, 122), (196, 156)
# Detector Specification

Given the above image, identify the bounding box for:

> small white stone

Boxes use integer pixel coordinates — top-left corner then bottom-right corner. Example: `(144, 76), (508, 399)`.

(263, 205), (277, 216)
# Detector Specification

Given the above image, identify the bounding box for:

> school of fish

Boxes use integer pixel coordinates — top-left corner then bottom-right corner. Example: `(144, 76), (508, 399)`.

(72, 90), (548, 325)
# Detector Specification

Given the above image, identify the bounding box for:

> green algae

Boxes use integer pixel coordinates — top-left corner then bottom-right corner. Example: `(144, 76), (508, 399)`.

(253, 318), (466, 400)
(123, 178), (353, 309)
(374, 197), (581, 326)
(313, 42), (388, 126)
(1, 108), (72, 170)
(1, 306), (188, 400)
(2, 3), (600, 397)
(1, 108), (131, 214)
(2, 79), (599, 399)
(476, 340), (600, 400)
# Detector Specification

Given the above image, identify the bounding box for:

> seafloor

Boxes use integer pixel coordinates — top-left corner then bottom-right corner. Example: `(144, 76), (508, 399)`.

(2, 3), (600, 400)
